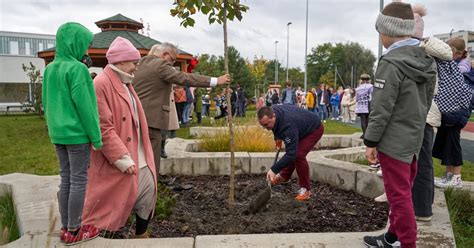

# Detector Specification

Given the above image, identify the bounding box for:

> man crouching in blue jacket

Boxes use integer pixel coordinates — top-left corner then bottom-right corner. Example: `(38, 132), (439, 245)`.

(257, 105), (324, 201)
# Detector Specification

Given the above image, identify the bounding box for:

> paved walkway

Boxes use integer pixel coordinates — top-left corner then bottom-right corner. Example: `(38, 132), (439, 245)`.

(342, 118), (474, 162)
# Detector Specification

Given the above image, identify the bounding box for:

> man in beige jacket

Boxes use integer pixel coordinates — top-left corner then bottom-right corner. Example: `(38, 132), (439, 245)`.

(134, 43), (229, 174)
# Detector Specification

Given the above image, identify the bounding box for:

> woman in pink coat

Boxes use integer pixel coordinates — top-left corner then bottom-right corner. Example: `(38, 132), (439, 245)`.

(82, 37), (157, 238)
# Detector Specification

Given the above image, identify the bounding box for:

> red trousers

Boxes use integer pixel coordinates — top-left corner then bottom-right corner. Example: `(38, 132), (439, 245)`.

(279, 124), (324, 190)
(379, 152), (417, 248)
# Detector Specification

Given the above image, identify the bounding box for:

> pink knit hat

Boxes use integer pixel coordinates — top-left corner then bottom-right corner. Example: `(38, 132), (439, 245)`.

(412, 4), (427, 39)
(106, 36), (141, 64)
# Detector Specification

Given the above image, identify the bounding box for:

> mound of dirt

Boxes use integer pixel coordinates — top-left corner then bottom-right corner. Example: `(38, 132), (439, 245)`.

(117, 174), (388, 238)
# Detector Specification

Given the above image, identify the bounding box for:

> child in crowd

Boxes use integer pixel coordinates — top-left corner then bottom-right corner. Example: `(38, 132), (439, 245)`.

(329, 89), (340, 120)
(362, 2), (436, 247)
(42, 22), (102, 245)
(433, 37), (473, 188)
(341, 88), (356, 123)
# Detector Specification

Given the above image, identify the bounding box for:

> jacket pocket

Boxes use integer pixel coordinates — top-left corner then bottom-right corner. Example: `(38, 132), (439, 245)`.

(162, 105), (170, 112)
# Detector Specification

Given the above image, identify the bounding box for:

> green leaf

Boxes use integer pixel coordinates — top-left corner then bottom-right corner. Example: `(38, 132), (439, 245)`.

(179, 0), (188, 7)
(201, 5), (210, 14)
(226, 9), (235, 20)
(186, 17), (195, 27)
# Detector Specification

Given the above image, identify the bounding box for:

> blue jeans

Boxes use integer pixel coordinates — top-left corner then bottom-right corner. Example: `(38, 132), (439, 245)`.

(332, 106), (339, 119)
(318, 104), (327, 120)
(183, 103), (191, 123)
(55, 143), (91, 230)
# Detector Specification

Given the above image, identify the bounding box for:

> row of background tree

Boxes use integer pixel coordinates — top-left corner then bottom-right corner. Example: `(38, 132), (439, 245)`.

(193, 41), (376, 97)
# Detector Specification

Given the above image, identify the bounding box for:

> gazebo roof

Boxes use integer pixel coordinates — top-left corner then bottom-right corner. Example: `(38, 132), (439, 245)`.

(95, 13), (143, 27)
(91, 30), (191, 55)
(38, 14), (193, 69)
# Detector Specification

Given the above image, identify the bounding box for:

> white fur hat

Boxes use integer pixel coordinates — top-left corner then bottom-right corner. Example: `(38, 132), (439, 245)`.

(421, 36), (453, 61)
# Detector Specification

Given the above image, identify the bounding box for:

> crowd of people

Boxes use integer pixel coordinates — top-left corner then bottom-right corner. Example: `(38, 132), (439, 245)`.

(258, 78), (372, 136)
(40, 0), (474, 246)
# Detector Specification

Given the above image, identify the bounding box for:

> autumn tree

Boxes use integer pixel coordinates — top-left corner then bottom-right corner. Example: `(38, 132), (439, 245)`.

(170, 0), (249, 208)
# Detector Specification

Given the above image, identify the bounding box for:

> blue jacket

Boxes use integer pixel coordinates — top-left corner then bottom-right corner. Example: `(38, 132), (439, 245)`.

(281, 88), (297, 105)
(271, 105), (321, 173)
(330, 93), (340, 106)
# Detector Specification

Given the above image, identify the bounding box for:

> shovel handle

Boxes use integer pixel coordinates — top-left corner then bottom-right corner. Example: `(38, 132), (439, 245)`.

(273, 149), (280, 166)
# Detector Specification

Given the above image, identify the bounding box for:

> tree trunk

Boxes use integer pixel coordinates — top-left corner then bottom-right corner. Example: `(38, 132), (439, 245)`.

(223, 0), (236, 208)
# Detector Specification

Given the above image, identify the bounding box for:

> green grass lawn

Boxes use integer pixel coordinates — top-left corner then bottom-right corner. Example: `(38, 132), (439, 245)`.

(0, 115), (58, 175)
(445, 188), (474, 248)
(470, 112), (474, 122)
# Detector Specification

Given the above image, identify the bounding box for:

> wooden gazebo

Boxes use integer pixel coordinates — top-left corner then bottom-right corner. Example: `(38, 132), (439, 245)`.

(38, 14), (193, 70)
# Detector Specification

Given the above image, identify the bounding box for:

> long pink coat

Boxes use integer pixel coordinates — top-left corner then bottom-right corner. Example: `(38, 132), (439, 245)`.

(82, 66), (157, 231)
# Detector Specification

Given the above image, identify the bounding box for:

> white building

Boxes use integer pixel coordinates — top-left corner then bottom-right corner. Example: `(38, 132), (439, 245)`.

(434, 30), (474, 60)
(0, 31), (55, 105)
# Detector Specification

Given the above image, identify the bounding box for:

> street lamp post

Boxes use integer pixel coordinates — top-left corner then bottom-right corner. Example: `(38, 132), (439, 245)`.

(275, 40), (279, 84)
(303, 0), (309, 92)
(286, 22), (292, 82)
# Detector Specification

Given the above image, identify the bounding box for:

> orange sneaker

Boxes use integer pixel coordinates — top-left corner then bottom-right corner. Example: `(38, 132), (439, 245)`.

(295, 187), (312, 201)
(271, 173), (289, 186)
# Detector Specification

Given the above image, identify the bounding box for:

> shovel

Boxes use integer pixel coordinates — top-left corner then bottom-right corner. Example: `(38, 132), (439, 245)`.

(245, 149), (280, 214)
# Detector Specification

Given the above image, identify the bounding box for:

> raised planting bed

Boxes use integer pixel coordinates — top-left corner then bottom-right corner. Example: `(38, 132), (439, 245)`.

(114, 174), (388, 238)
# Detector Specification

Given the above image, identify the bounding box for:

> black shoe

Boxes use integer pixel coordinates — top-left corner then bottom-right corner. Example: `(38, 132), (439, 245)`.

(161, 150), (168, 159)
(363, 233), (400, 248)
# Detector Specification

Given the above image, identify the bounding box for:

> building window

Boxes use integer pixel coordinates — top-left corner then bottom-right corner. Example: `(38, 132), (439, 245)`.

(25, 42), (31, 56)
(38, 43), (44, 52)
(10, 41), (19, 55)
(47, 43), (53, 49)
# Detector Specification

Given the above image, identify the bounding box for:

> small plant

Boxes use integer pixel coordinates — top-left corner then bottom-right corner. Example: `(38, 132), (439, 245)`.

(0, 191), (20, 245)
(22, 62), (43, 117)
(155, 183), (177, 220)
(200, 126), (274, 152)
(445, 188), (474, 247)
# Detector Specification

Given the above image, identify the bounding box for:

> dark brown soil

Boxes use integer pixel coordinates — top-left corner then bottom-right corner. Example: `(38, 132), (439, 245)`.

(116, 174), (388, 238)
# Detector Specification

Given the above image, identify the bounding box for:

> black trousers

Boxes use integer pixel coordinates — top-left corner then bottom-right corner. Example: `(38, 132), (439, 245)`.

(358, 113), (369, 138)
(411, 124), (434, 217)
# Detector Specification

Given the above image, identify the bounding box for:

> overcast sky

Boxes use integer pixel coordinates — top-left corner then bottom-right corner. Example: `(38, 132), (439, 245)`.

(0, 0), (473, 68)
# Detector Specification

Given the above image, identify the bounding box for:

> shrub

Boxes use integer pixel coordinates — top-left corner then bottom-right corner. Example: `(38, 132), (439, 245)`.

(155, 183), (177, 220)
(200, 126), (274, 152)
(445, 188), (474, 247)
(0, 191), (20, 245)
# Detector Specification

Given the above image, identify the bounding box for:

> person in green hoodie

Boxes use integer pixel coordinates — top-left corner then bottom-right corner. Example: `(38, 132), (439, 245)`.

(362, 2), (436, 248)
(42, 22), (102, 245)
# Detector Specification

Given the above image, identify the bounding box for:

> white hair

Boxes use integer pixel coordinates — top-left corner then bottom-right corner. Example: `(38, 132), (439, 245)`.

(148, 42), (178, 56)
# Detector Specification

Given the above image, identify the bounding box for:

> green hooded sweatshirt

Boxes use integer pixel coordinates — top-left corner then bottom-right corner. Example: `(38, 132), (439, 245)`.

(42, 22), (102, 148)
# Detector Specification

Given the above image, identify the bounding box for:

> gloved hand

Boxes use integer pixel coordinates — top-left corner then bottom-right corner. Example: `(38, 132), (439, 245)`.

(275, 139), (283, 150)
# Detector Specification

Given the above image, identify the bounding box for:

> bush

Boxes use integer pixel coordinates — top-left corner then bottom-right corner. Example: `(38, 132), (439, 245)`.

(200, 126), (274, 152)
(0, 191), (20, 245)
(155, 183), (177, 220)
(445, 188), (474, 247)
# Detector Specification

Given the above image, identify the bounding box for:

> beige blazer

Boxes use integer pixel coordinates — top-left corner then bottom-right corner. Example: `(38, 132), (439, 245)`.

(168, 89), (179, 130)
(133, 55), (211, 129)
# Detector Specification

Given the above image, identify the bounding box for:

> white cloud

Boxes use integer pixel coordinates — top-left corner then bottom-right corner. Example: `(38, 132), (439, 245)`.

(1, 0), (473, 68)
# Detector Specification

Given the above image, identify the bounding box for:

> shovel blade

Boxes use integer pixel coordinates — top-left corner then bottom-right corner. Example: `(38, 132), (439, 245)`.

(246, 187), (271, 214)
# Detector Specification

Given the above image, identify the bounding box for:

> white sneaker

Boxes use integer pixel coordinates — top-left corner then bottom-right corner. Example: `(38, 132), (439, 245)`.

(370, 163), (381, 169)
(435, 175), (462, 188)
(434, 173), (453, 188)
(416, 215), (432, 222)
(331, 118), (335, 120)
(376, 169), (383, 177)
(374, 193), (387, 202)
